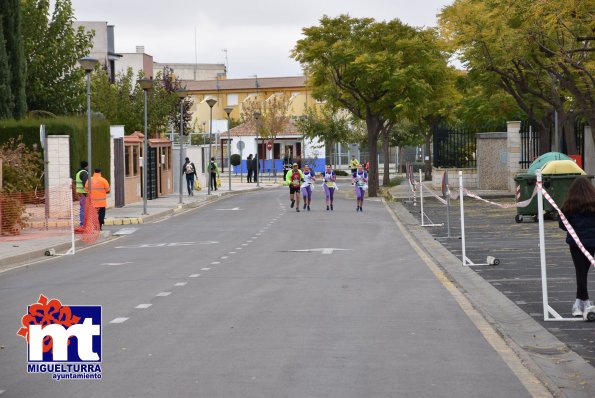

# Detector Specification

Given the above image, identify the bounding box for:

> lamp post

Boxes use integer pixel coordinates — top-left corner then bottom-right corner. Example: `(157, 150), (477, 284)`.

(176, 90), (187, 204)
(206, 98), (217, 195)
(253, 110), (261, 187)
(79, 56), (98, 199)
(224, 106), (233, 191)
(138, 78), (153, 215)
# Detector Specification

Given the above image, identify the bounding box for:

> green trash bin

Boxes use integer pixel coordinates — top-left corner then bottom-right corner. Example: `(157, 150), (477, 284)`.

(545, 173), (594, 209)
(514, 173), (550, 223)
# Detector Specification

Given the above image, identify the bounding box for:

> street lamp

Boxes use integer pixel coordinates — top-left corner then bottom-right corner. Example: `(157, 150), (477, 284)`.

(206, 98), (217, 195)
(253, 110), (261, 187)
(138, 77), (153, 215)
(176, 90), (187, 204)
(79, 56), (98, 200)
(224, 106), (233, 191)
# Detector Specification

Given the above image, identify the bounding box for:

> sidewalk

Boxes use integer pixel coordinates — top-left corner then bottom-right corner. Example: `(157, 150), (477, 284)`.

(0, 179), (276, 272)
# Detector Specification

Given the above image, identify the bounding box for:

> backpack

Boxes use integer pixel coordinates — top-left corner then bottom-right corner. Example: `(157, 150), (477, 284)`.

(185, 163), (194, 174)
(210, 162), (216, 172)
(290, 170), (301, 187)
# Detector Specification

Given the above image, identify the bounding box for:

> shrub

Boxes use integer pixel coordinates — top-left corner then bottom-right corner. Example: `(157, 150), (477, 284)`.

(230, 154), (241, 166)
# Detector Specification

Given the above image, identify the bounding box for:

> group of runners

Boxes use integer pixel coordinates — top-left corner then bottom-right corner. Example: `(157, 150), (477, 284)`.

(284, 163), (368, 212)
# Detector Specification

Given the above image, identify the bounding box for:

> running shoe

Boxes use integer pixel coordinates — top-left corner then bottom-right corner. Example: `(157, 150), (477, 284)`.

(303, 203), (307, 209)
(360, 207), (363, 212)
(296, 208), (300, 212)
(307, 205), (310, 211)
(326, 205), (329, 211)
(330, 204), (333, 211)
(572, 301), (583, 317)
(291, 199), (295, 208)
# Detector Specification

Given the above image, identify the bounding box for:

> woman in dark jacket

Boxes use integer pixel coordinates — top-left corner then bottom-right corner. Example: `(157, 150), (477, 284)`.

(559, 176), (595, 317)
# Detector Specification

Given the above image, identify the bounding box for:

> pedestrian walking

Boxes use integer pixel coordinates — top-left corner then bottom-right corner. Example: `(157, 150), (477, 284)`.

(559, 176), (595, 317)
(209, 157), (220, 191)
(285, 163), (305, 212)
(246, 154), (254, 183)
(183, 157), (197, 196)
(301, 164), (316, 211)
(322, 164), (337, 211)
(74, 160), (89, 226)
(252, 155), (259, 183)
(352, 164), (368, 212)
(84, 168), (110, 230)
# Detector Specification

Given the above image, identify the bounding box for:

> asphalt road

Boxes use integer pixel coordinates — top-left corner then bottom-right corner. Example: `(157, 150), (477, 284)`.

(0, 189), (539, 397)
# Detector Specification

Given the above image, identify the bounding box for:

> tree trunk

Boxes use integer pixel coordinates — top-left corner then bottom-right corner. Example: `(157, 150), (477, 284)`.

(365, 115), (382, 197)
(382, 127), (390, 186)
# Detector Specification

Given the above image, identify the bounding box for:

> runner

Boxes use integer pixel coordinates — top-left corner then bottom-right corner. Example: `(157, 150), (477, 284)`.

(352, 164), (368, 212)
(322, 164), (337, 211)
(284, 163), (305, 212)
(301, 164), (316, 211)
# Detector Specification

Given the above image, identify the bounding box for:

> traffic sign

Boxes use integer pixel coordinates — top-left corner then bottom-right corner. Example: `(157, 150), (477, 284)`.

(236, 140), (245, 151)
(266, 140), (273, 151)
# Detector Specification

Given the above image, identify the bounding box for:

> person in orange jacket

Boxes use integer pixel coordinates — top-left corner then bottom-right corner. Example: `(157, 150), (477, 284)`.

(85, 168), (111, 230)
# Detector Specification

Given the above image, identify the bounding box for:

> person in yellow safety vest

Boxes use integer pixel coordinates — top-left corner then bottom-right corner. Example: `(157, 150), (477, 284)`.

(84, 168), (111, 230)
(75, 160), (89, 226)
(349, 155), (359, 174)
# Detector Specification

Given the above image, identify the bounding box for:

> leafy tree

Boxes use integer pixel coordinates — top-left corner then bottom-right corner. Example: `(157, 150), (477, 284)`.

(21, 0), (93, 114)
(293, 15), (448, 196)
(0, 136), (43, 192)
(1, 0), (27, 118)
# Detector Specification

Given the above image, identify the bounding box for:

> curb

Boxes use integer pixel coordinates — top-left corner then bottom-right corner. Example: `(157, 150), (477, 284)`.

(384, 190), (595, 397)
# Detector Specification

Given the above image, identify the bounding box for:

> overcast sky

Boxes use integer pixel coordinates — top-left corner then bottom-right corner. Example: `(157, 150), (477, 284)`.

(68, 0), (452, 79)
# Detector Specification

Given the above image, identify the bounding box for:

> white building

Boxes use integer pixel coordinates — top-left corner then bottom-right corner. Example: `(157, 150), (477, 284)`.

(115, 46), (154, 82)
(73, 21), (121, 81)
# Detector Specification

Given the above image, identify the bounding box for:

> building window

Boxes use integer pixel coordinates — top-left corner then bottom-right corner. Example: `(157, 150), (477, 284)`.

(125, 146), (131, 177)
(227, 94), (238, 106)
(133, 146), (138, 175)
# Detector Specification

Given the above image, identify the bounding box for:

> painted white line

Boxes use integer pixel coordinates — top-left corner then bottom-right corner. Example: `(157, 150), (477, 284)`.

(113, 227), (139, 236)
(251, 237), (257, 239)
(246, 240), (253, 243)
(242, 243), (248, 246)
(229, 251), (236, 254)
(135, 304), (152, 309)
(101, 261), (133, 266)
(211, 261), (220, 265)
(220, 256), (228, 259)
(189, 274), (201, 278)
(174, 282), (187, 287)
(0, 390), (6, 394)
(156, 292), (171, 297)
(110, 317), (129, 324)
(236, 247), (243, 250)
(201, 267), (211, 270)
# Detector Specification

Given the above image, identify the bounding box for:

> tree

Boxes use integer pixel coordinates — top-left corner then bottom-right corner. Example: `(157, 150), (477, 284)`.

(21, 0), (93, 114)
(0, 23), (13, 118)
(294, 105), (352, 167)
(1, 0), (27, 118)
(293, 15), (448, 196)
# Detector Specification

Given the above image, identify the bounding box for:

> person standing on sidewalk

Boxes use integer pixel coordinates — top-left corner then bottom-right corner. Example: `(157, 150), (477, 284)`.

(252, 155), (259, 183)
(85, 168), (110, 230)
(352, 164), (368, 212)
(285, 163), (304, 212)
(246, 154), (254, 183)
(209, 157), (220, 191)
(559, 176), (595, 317)
(322, 164), (337, 211)
(75, 160), (89, 226)
(183, 157), (197, 196)
(301, 164), (316, 211)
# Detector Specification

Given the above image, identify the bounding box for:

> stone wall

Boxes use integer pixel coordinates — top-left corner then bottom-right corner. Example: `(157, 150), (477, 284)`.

(432, 167), (478, 189)
(47, 135), (70, 188)
(476, 132), (508, 190)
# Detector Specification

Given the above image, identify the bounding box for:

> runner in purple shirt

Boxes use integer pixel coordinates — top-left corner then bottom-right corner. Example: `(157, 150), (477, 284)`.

(352, 164), (368, 212)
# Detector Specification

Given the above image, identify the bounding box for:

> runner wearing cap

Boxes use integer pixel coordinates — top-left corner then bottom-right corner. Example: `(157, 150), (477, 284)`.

(284, 163), (305, 212)
(301, 164), (316, 211)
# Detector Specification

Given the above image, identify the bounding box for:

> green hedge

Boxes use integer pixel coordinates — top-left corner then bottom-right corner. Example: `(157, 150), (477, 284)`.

(0, 116), (111, 182)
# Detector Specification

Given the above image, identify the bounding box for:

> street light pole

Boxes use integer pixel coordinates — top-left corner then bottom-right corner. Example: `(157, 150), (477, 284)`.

(224, 106), (233, 191)
(206, 98), (217, 195)
(253, 111), (261, 187)
(79, 57), (98, 201)
(139, 78), (153, 215)
(176, 90), (187, 204)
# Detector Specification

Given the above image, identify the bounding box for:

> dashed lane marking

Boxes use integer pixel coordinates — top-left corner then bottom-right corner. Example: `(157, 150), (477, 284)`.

(229, 252), (236, 254)
(135, 304), (152, 309)
(220, 256), (228, 259)
(174, 282), (187, 287)
(189, 274), (201, 278)
(156, 292), (171, 297)
(110, 317), (129, 324)
(201, 268), (211, 271)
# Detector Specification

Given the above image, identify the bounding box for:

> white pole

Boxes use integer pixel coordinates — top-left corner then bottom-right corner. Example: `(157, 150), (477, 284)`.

(68, 179), (76, 255)
(419, 169), (424, 225)
(459, 171), (467, 266)
(536, 170), (549, 320)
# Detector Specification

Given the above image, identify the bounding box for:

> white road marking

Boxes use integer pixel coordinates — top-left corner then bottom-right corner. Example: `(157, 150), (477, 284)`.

(189, 274), (201, 278)
(242, 243), (248, 246)
(201, 267), (211, 271)
(156, 292), (171, 297)
(113, 227), (139, 236)
(216, 207), (241, 211)
(287, 248), (352, 255)
(101, 261), (133, 266)
(135, 304), (152, 309)
(116, 241), (218, 249)
(211, 261), (220, 265)
(220, 256), (228, 259)
(236, 247), (243, 250)
(229, 252), (236, 254)
(0, 390), (6, 394)
(110, 317), (129, 324)
(246, 240), (253, 243)
(251, 237), (257, 239)
(174, 282), (187, 287)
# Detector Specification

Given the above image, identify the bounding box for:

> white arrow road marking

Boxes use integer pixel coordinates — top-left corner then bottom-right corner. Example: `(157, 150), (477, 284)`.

(216, 207), (242, 211)
(101, 261), (133, 266)
(286, 248), (352, 255)
(110, 317), (129, 324)
(135, 304), (152, 309)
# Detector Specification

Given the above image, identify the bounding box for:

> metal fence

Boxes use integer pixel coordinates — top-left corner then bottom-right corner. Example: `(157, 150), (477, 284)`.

(432, 126), (477, 168)
(519, 121), (540, 168)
